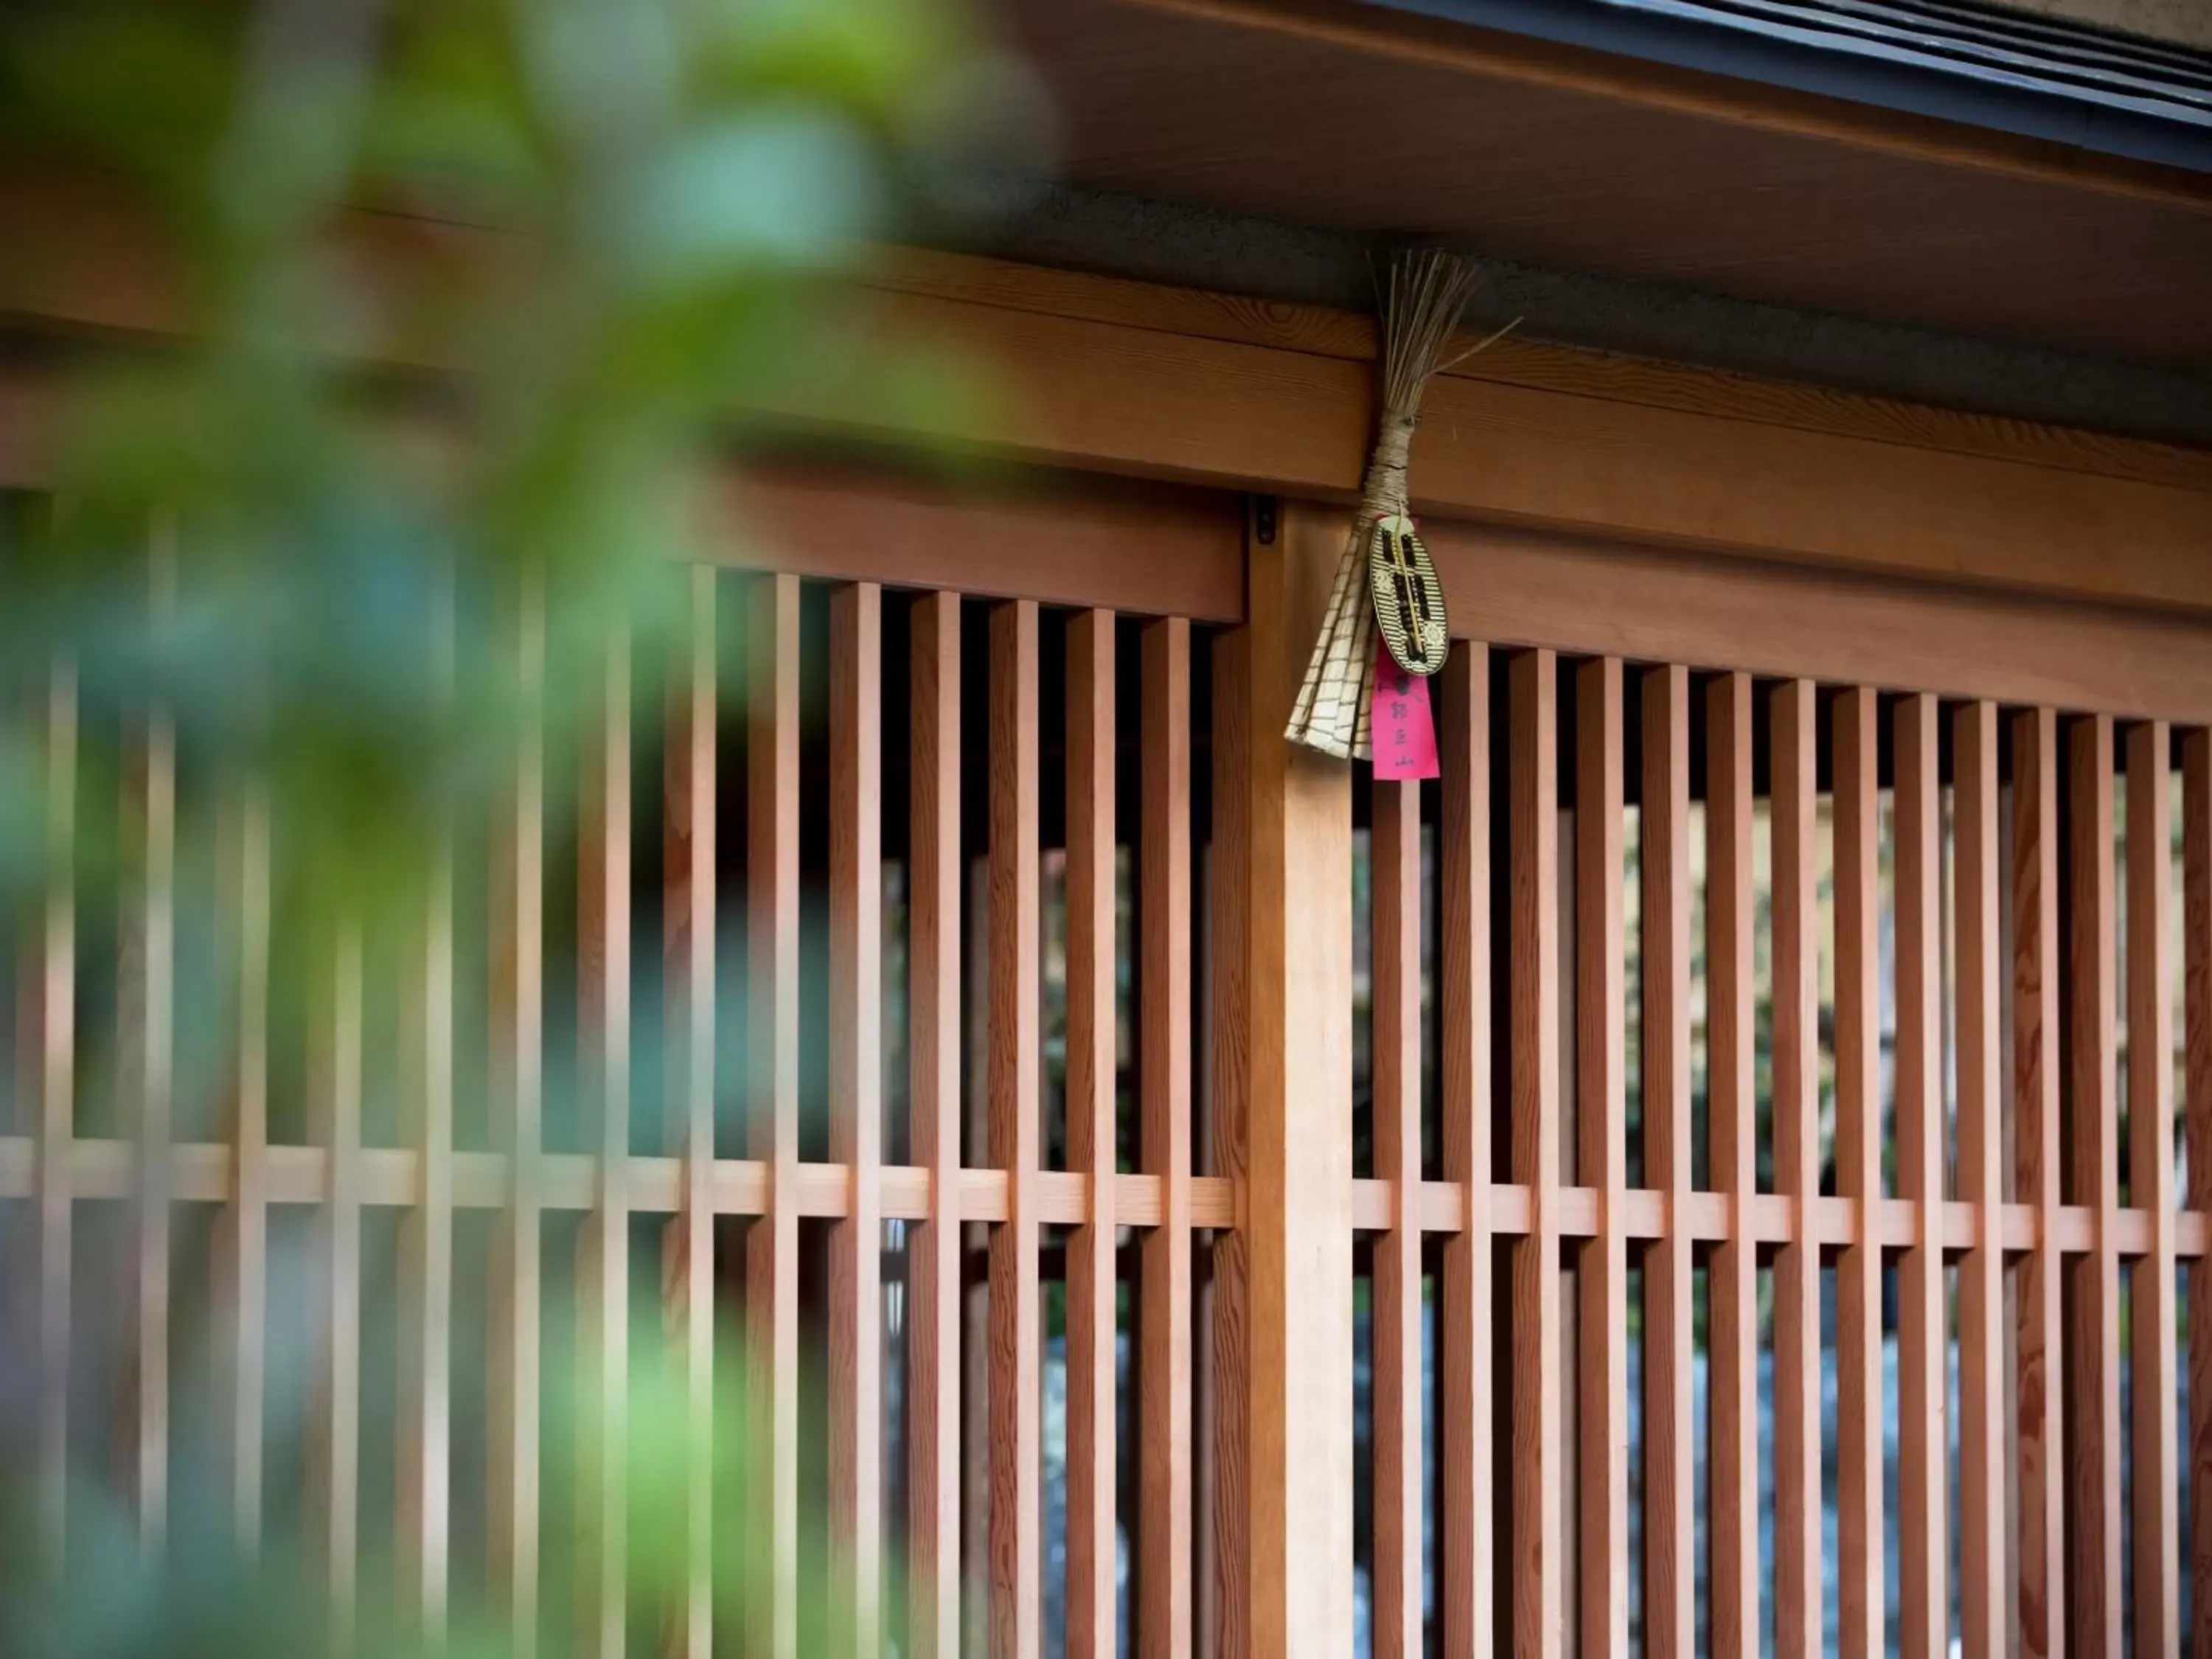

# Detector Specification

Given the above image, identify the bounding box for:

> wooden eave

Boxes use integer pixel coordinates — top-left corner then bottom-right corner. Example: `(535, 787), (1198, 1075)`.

(993, 0), (2212, 368)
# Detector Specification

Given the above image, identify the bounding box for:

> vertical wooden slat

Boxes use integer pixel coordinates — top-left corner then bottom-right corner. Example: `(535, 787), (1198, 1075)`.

(1373, 770), (1423, 1659)
(1508, 649), (1562, 1659)
(578, 626), (631, 1659)
(490, 590), (545, 1652)
(2185, 727), (2212, 1655)
(663, 567), (716, 1659)
(1894, 693), (1947, 1659)
(908, 592), (963, 1659)
(314, 932), (364, 1620)
(1707, 671), (1760, 1659)
(1437, 643), (1492, 1659)
(400, 749), (455, 1624)
(1065, 608), (1118, 1659)
(33, 661), (74, 1569)
(749, 573), (803, 1659)
(2065, 713), (2122, 1659)
(128, 528), (175, 1548)
(987, 599), (1042, 1659)
(1771, 680), (1821, 1659)
(225, 789), (271, 1554)
(2127, 718), (2180, 1655)
(1834, 686), (1885, 1659)
(1224, 507), (1354, 1658)
(1641, 664), (1694, 1659)
(1140, 616), (1194, 1659)
(1575, 657), (1627, 1659)
(829, 583), (885, 1658)
(2014, 706), (2067, 1659)
(1208, 614), (1253, 1659)
(1955, 700), (2006, 1659)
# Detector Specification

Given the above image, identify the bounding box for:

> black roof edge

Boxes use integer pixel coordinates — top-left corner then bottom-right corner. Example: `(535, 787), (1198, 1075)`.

(1360, 0), (2212, 173)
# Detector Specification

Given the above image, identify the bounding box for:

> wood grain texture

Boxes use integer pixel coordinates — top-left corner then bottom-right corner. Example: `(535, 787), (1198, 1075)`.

(1574, 656), (1627, 1659)
(11, 174), (2212, 610)
(1893, 693), (1947, 1659)
(2126, 719), (2179, 1658)
(577, 626), (630, 1659)
(1234, 507), (1354, 1659)
(1139, 616), (1194, 1659)
(2065, 714), (2122, 1659)
(2185, 727), (2212, 1657)
(1065, 606), (1118, 1659)
(1640, 664), (1694, 1659)
(1706, 671), (1760, 1659)
(829, 583), (884, 1659)
(726, 462), (1242, 624)
(1436, 643), (1492, 1659)
(907, 592), (964, 1659)
(1422, 519), (2212, 729)
(223, 789), (270, 1554)
(1208, 613), (1253, 1659)
(661, 567), (716, 1659)
(1953, 701), (2006, 1659)
(1769, 681), (1822, 1658)
(871, 246), (2212, 494)
(490, 595), (545, 1652)
(2013, 707), (2067, 1659)
(748, 573), (804, 1659)
(1834, 687), (1885, 1659)
(987, 599), (1043, 1659)
(1101, 0), (2212, 212)
(1371, 771), (1423, 1659)
(1508, 650), (1562, 1659)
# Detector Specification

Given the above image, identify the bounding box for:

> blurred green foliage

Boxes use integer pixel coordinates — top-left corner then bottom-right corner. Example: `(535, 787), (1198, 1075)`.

(0, 0), (1001, 1650)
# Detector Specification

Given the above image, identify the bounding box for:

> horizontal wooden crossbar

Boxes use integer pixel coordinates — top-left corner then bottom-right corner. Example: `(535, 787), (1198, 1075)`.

(0, 1137), (1237, 1229)
(1352, 1178), (2211, 1258)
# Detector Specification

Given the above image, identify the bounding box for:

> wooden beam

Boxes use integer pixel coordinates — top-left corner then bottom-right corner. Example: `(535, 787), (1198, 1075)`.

(1221, 501), (1354, 1659)
(1423, 519), (2212, 727)
(4, 173), (2208, 615)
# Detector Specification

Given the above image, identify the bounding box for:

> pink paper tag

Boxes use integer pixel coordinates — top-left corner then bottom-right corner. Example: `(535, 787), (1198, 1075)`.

(1371, 659), (1440, 781)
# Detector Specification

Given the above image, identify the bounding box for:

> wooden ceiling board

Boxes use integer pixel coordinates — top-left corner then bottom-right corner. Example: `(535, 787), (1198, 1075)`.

(998, 0), (2212, 365)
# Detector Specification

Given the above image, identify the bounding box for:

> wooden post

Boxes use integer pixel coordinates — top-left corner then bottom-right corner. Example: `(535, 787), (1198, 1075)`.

(1212, 501), (1353, 1659)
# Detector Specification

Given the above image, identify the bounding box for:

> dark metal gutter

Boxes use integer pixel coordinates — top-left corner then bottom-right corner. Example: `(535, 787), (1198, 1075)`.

(1362, 0), (2212, 171)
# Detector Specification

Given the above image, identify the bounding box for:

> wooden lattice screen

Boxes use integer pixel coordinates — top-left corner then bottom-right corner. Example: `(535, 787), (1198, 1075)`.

(7, 480), (2212, 1659)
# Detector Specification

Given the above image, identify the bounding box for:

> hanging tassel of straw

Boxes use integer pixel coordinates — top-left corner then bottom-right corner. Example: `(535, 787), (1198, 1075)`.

(1284, 246), (1487, 759)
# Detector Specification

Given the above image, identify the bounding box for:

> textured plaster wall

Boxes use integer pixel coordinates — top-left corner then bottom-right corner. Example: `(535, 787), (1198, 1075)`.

(1984, 0), (2212, 49)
